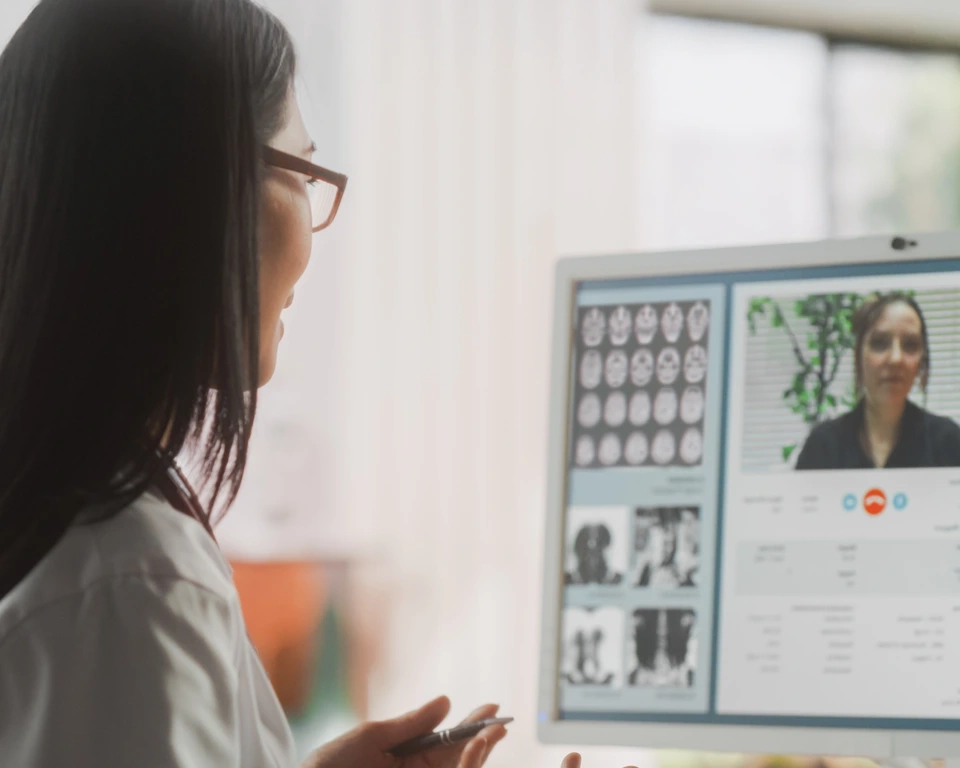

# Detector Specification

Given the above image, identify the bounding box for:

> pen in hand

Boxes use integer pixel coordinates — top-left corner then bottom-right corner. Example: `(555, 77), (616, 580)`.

(387, 716), (514, 758)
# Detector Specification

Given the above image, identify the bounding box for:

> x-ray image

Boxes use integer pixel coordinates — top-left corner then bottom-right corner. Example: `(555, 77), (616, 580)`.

(629, 391), (652, 426)
(635, 305), (658, 344)
(653, 388), (678, 426)
(684, 345), (707, 384)
(575, 435), (596, 466)
(656, 347), (681, 386)
(687, 302), (709, 343)
(627, 608), (697, 688)
(651, 430), (676, 465)
(564, 507), (629, 586)
(577, 393), (601, 429)
(560, 606), (625, 688)
(679, 427), (703, 465)
(624, 431), (649, 465)
(631, 349), (654, 387)
(571, 300), (711, 469)
(608, 306), (632, 346)
(582, 308), (606, 347)
(604, 391), (627, 428)
(680, 386), (705, 425)
(631, 507), (700, 589)
(605, 350), (628, 388)
(661, 303), (684, 344)
(598, 433), (622, 466)
(580, 350), (603, 390)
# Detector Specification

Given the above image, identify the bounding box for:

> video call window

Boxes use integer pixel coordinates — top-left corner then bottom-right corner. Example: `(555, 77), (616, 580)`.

(741, 287), (960, 471)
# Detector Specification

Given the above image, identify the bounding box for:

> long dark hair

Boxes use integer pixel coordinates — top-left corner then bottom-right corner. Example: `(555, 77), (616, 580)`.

(0, 0), (296, 597)
(853, 292), (931, 396)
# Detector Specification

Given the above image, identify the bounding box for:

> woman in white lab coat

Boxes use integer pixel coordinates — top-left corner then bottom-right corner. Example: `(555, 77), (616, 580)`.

(0, 1), (607, 767)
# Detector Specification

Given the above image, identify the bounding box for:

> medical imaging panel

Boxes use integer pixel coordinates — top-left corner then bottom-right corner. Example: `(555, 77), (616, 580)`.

(560, 606), (626, 688)
(627, 608), (697, 688)
(573, 301), (711, 469)
(630, 507), (700, 589)
(564, 507), (629, 586)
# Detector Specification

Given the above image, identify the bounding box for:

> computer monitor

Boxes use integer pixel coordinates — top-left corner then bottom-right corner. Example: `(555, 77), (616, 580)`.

(538, 232), (960, 759)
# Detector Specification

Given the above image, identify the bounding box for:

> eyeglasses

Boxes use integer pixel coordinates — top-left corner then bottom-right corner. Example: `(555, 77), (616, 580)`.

(261, 145), (348, 232)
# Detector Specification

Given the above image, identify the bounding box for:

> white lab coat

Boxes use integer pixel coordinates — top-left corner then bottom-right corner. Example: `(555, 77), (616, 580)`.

(0, 493), (299, 767)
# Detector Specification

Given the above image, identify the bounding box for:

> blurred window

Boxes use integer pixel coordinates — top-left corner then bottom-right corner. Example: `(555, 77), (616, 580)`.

(641, 14), (960, 250)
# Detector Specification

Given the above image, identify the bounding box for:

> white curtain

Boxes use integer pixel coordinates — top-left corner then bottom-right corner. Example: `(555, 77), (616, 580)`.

(233, 0), (650, 765)
(329, 2), (647, 767)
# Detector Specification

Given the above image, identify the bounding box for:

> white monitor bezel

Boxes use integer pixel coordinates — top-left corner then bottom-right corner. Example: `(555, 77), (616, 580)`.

(538, 231), (960, 758)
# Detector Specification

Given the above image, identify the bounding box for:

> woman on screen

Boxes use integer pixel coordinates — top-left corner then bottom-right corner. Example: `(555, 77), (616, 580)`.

(796, 293), (960, 470)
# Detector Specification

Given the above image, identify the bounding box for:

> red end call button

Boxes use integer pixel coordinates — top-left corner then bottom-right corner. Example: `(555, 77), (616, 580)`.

(864, 489), (886, 516)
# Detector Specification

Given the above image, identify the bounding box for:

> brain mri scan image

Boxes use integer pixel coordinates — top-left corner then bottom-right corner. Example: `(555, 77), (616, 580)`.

(635, 305), (659, 345)
(679, 427), (703, 465)
(629, 391), (652, 426)
(661, 303), (684, 344)
(581, 308), (606, 347)
(604, 391), (627, 427)
(680, 386), (705, 425)
(605, 350), (629, 389)
(580, 350), (603, 390)
(598, 433), (622, 466)
(656, 347), (681, 386)
(575, 435), (596, 466)
(578, 393), (602, 429)
(572, 298), (713, 472)
(630, 349), (655, 387)
(687, 301), (710, 343)
(625, 432), (649, 465)
(654, 388), (679, 426)
(684, 345), (708, 384)
(608, 306), (632, 346)
(652, 430), (676, 466)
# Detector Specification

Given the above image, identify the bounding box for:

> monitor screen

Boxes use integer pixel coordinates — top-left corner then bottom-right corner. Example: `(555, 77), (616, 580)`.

(539, 235), (960, 758)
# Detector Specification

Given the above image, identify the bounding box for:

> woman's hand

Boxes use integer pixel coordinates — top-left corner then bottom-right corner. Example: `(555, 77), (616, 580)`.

(560, 753), (639, 768)
(301, 696), (508, 768)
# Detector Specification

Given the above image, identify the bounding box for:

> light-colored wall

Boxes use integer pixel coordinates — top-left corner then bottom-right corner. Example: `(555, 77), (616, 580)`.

(0, 0), (37, 45)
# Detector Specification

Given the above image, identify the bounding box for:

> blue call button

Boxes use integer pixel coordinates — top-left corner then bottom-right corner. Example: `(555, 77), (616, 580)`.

(893, 493), (908, 510)
(842, 494), (857, 511)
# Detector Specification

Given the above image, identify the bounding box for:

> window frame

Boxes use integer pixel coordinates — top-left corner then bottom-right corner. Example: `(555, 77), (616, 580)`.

(645, 10), (960, 239)
(649, 0), (960, 52)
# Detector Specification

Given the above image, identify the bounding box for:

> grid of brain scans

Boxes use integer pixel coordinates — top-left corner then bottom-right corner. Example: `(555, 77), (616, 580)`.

(572, 301), (711, 469)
